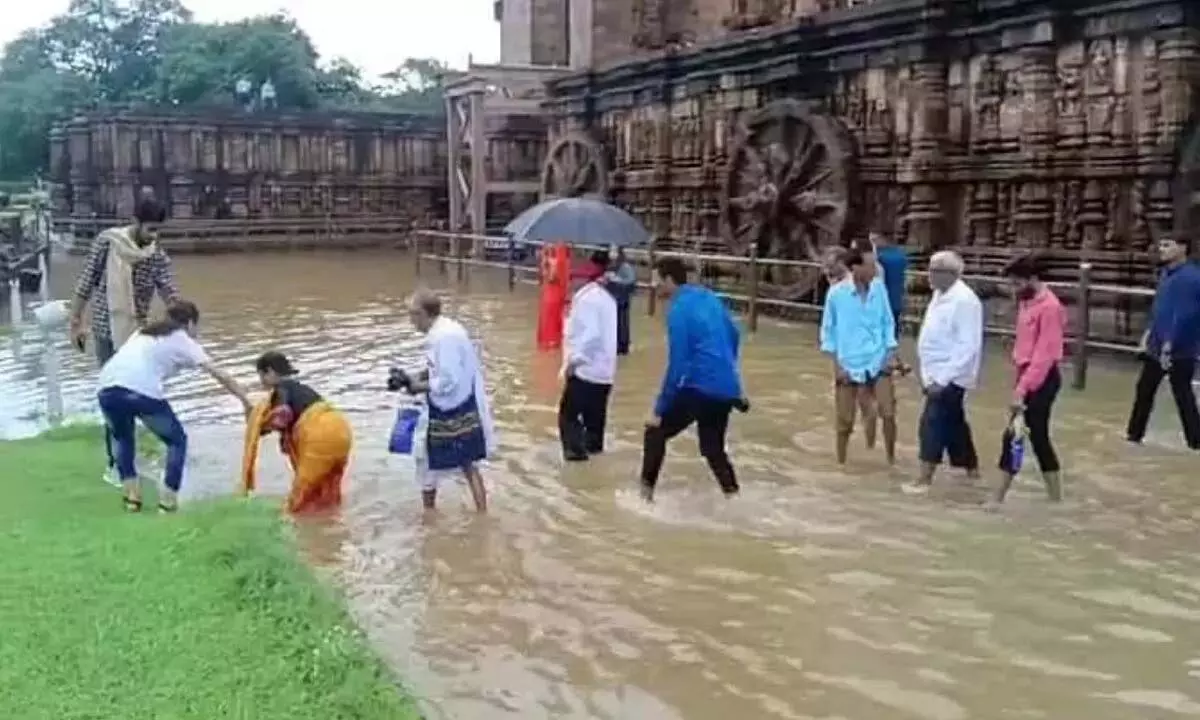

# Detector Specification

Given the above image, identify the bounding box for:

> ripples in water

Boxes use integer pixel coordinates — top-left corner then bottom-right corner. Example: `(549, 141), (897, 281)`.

(2, 251), (1198, 720)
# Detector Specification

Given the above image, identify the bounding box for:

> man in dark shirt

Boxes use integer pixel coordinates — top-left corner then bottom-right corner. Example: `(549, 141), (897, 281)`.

(1125, 235), (1200, 450)
(68, 197), (180, 483)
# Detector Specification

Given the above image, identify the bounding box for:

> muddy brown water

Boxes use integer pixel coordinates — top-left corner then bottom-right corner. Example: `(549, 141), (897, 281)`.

(3, 251), (1200, 720)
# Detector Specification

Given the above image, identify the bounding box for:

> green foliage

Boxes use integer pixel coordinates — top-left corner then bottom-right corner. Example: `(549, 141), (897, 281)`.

(0, 429), (422, 719)
(0, 0), (448, 180)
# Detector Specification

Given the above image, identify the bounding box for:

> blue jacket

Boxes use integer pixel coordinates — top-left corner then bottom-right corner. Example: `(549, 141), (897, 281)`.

(654, 284), (744, 416)
(876, 245), (908, 318)
(1147, 260), (1200, 359)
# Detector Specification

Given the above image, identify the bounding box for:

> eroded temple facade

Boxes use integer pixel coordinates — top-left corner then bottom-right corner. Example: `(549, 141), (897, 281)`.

(531, 0), (1200, 295)
(49, 109), (446, 224)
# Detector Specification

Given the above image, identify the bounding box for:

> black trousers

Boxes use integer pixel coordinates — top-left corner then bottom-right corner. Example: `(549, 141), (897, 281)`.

(1125, 356), (1200, 449)
(616, 301), (631, 355)
(998, 366), (1062, 474)
(917, 383), (978, 469)
(558, 376), (613, 457)
(640, 389), (739, 494)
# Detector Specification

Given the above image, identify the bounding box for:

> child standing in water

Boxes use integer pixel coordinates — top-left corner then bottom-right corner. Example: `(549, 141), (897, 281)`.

(241, 352), (353, 514)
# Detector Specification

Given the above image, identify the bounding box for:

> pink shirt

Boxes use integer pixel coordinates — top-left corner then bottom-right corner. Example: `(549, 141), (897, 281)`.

(1012, 287), (1066, 399)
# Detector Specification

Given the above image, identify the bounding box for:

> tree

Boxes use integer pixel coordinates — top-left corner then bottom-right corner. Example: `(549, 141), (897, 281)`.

(39, 0), (192, 102)
(374, 57), (449, 113)
(0, 0), (450, 180)
(155, 14), (323, 108)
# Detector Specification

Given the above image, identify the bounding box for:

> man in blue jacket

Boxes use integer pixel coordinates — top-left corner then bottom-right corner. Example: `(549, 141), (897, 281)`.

(1126, 234), (1200, 449)
(640, 257), (749, 502)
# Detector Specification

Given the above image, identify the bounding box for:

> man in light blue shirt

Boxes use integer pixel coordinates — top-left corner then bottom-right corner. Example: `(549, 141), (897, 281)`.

(819, 247), (899, 465)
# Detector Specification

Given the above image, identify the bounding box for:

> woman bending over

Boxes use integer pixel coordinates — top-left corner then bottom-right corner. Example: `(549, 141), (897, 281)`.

(97, 300), (252, 513)
(241, 351), (353, 514)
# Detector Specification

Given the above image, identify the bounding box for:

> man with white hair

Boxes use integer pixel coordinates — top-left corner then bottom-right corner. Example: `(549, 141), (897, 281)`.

(905, 250), (983, 495)
(403, 289), (495, 512)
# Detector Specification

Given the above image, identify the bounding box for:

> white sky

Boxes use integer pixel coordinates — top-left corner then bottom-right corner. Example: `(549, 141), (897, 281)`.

(2, 0), (501, 80)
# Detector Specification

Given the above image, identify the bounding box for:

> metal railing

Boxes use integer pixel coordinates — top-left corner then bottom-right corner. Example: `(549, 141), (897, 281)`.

(412, 230), (1160, 392)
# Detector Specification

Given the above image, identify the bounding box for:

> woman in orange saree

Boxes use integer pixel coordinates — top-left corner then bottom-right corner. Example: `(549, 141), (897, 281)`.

(241, 352), (352, 513)
(537, 242), (571, 350)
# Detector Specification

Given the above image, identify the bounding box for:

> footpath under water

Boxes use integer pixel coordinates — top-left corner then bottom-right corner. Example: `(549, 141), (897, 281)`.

(2, 250), (1199, 720)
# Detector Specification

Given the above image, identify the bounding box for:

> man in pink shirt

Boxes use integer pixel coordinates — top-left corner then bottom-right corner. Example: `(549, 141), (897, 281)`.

(992, 254), (1066, 505)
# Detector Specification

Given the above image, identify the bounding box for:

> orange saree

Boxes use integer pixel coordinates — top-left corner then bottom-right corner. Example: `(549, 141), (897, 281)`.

(536, 243), (570, 350)
(241, 400), (353, 513)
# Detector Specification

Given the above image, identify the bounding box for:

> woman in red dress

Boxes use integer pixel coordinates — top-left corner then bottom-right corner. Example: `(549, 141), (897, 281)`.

(537, 243), (571, 349)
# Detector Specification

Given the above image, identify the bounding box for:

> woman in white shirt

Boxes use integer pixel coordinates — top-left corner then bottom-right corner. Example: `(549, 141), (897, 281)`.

(97, 300), (252, 512)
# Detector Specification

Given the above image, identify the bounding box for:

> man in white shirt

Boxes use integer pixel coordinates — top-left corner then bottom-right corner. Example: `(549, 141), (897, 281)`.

(559, 251), (619, 462)
(405, 289), (496, 512)
(906, 250), (984, 495)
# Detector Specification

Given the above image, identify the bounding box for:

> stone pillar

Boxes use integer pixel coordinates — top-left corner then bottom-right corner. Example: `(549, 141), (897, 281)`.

(446, 96), (464, 231)
(500, 0), (534, 65)
(1158, 28), (1199, 146)
(569, 0), (593, 68)
(67, 116), (92, 219)
(1019, 44), (1057, 155)
(905, 60), (948, 250)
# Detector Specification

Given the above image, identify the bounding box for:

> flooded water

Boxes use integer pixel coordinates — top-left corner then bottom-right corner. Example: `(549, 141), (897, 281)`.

(3, 250), (1200, 720)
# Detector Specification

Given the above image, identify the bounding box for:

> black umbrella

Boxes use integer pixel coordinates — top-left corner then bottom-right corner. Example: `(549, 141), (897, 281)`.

(504, 197), (650, 249)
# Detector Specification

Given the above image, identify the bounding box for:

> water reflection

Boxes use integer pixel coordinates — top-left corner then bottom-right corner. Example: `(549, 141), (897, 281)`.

(2, 251), (1198, 720)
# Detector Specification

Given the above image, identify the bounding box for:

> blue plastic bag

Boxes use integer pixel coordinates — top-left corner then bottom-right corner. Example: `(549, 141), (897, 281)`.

(388, 406), (421, 455)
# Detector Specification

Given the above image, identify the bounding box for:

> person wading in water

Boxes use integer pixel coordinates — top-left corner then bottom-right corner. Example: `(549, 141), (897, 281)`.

(605, 247), (637, 355)
(402, 289), (495, 513)
(906, 250), (983, 495)
(97, 301), (252, 513)
(639, 258), (748, 502)
(69, 197), (180, 487)
(819, 247), (900, 465)
(990, 254), (1066, 506)
(1124, 234), (1200, 450)
(559, 251), (619, 462)
(242, 352), (354, 514)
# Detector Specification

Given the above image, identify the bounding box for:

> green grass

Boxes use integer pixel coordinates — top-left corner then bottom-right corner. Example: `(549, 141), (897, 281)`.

(0, 424), (423, 720)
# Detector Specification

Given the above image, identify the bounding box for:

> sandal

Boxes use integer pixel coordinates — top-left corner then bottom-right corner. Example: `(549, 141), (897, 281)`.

(123, 497), (143, 513)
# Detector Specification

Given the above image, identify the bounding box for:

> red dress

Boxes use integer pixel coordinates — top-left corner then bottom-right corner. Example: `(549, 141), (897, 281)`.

(537, 244), (571, 350)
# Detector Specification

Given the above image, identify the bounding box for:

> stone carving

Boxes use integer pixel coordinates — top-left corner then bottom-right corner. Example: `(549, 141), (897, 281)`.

(1056, 49), (1086, 147)
(540, 131), (610, 199)
(1085, 39), (1117, 145)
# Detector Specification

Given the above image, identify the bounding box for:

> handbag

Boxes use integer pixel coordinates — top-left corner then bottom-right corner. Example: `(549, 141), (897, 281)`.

(388, 405), (422, 455)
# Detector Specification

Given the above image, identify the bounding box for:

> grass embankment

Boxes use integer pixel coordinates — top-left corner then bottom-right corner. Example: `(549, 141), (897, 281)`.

(0, 425), (422, 720)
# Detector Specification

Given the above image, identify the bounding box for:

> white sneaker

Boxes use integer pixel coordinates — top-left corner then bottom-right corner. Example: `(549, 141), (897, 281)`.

(901, 482), (931, 496)
(102, 467), (122, 488)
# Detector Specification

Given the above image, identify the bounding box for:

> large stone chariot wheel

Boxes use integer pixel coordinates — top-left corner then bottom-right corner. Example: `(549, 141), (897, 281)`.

(540, 131), (610, 200)
(721, 100), (860, 299)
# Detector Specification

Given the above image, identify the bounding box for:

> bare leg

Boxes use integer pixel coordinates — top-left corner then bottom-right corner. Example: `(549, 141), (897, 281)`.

(1042, 471), (1063, 502)
(835, 431), (851, 465)
(463, 464), (487, 512)
(990, 473), (1016, 506)
(881, 417), (897, 465)
(859, 387), (878, 450)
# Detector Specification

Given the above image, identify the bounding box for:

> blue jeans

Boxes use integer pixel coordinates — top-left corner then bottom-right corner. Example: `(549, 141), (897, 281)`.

(97, 386), (188, 491)
(94, 333), (117, 470)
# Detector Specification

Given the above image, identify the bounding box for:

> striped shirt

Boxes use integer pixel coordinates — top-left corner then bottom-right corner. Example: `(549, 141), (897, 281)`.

(72, 229), (180, 342)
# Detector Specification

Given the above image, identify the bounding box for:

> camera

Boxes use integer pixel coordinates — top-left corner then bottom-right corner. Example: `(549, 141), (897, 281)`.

(386, 367), (412, 393)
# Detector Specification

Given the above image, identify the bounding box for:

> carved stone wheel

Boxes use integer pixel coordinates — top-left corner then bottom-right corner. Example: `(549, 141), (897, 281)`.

(540, 131), (610, 200)
(1173, 121), (1200, 241)
(721, 100), (859, 299)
